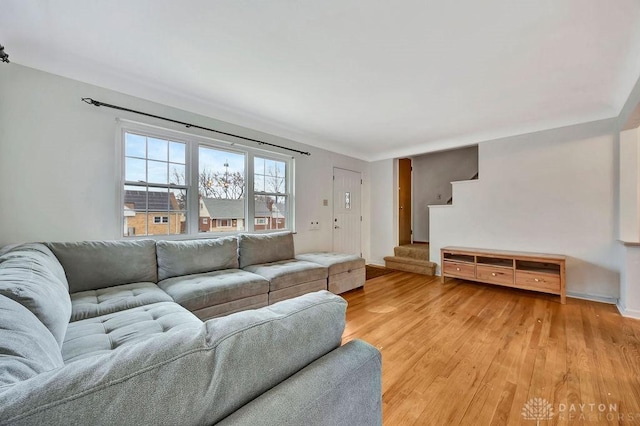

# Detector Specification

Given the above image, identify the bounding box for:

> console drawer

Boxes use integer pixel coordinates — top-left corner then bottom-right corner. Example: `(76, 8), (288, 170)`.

(442, 261), (475, 279)
(515, 270), (561, 294)
(476, 265), (514, 286)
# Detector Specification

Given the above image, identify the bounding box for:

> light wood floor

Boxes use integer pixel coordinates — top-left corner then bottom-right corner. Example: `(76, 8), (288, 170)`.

(341, 272), (640, 426)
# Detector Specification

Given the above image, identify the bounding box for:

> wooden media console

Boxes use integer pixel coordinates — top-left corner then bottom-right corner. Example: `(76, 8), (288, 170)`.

(440, 246), (566, 303)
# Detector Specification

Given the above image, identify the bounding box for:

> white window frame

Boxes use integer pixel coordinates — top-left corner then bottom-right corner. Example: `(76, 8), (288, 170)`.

(117, 119), (295, 239)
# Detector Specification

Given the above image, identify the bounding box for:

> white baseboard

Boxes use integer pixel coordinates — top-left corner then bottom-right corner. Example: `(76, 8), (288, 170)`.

(566, 291), (618, 305)
(616, 302), (640, 319)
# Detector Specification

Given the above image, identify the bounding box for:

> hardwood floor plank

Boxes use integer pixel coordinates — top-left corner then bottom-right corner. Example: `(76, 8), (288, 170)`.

(342, 272), (640, 425)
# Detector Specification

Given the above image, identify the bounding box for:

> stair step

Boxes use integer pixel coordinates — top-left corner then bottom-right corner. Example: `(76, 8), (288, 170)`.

(383, 256), (436, 276)
(394, 244), (429, 261)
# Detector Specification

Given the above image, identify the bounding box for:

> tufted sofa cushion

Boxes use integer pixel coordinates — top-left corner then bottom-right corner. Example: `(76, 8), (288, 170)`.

(0, 243), (71, 347)
(0, 296), (64, 386)
(62, 302), (201, 363)
(238, 232), (295, 268)
(156, 237), (239, 281)
(46, 240), (158, 293)
(243, 260), (328, 291)
(158, 269), (269, 312)
(69, 282), (174, 322)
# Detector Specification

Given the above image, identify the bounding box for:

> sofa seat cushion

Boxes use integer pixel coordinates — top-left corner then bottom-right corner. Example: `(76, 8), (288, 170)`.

(0, 243), (71, 347)
(158, 269), (269, 312)
(62, 302), (201, 363)
(0, 296), (64, 387)
(295, 252), (365, 275)
(244, 260), (328, 291)
(268, 280), (328, 305)
(70, 282), (174, 322)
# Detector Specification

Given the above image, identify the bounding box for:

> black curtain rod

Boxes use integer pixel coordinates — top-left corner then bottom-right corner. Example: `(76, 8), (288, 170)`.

(81, 97), (311, 156)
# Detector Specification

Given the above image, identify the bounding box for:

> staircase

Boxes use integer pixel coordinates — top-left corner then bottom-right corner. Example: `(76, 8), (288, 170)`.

(383, 244), (436, 276)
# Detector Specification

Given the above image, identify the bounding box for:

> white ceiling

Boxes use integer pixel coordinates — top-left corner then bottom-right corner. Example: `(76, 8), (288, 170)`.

(2, 1), (640, 161)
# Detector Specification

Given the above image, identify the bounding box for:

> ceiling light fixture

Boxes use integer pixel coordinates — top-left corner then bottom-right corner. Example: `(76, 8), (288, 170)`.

(0, 45), (9, 63)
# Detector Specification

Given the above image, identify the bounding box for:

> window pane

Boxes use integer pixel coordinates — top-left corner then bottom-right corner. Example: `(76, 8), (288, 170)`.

(124, 185), (147, 210)
(125, 157), (146, 182)
(274, 177), (285, 194)
(148, 138), (168, 161)
(199, 146), (246, 200)
(254, 157), (265, 175)
(146, 186), (167, 209)
(254, 176), (265, 192)
(169, 164), (185, 186)
(254, 157), (286, 194)
(148, 160), (168, 184)
(170, 188), (187, 211)
(169, 141), (186, 164)
(255, 195), (287, 230)
(123, 211), (146, 237)
(168, 211), (187, 235)
(125, 133), (146, 158)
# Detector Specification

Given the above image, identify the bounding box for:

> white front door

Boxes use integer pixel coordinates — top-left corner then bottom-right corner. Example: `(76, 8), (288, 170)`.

(333, 167), (361, 255)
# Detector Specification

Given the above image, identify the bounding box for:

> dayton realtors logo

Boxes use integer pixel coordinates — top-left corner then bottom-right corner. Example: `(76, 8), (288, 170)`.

(521, 398), (554, 425)
(522, 398), (639, 423)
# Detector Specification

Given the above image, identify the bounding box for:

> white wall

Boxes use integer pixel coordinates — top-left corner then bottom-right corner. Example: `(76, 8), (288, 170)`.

(411, 146), (478, 242)
(0, 64), (370, 259)
(369, 159), (397, 265)
(430, 120), (620, 300)
(619, 128), (640, 242)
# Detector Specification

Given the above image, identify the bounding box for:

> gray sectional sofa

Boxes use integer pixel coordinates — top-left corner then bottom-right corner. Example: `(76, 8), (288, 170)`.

(0, 233), (380, 425)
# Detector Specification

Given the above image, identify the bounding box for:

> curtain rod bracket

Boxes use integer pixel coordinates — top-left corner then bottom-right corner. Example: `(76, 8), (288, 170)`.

(81, 97), (311, 156)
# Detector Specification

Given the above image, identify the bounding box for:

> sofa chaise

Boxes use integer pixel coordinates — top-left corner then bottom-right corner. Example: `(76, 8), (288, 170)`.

(0, 235), (381, 425)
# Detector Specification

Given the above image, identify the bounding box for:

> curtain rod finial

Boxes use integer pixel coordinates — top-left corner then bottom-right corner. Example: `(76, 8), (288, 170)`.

(81, 97), (100, 106)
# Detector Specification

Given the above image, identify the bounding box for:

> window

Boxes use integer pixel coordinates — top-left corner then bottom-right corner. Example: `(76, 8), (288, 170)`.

(216, 219), (233, 228)
(254, 156), (289, 230)
(123, 132), (187, 236)
(121, 124), (293, 237)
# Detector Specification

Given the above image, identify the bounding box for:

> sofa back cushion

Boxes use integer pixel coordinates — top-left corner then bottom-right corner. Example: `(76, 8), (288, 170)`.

(0, 244), (72, 346)
(46, 240), (158, 293)
(238, 232), (295, 268)
(0, 295), (64, 387)
(156, 237), (239, 281)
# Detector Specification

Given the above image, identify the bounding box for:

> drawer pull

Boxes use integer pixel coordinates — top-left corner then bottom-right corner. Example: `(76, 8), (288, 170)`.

(534, 278), (545, 283)
(491, 272), (497, 277)
(456, 267), (460, 271)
